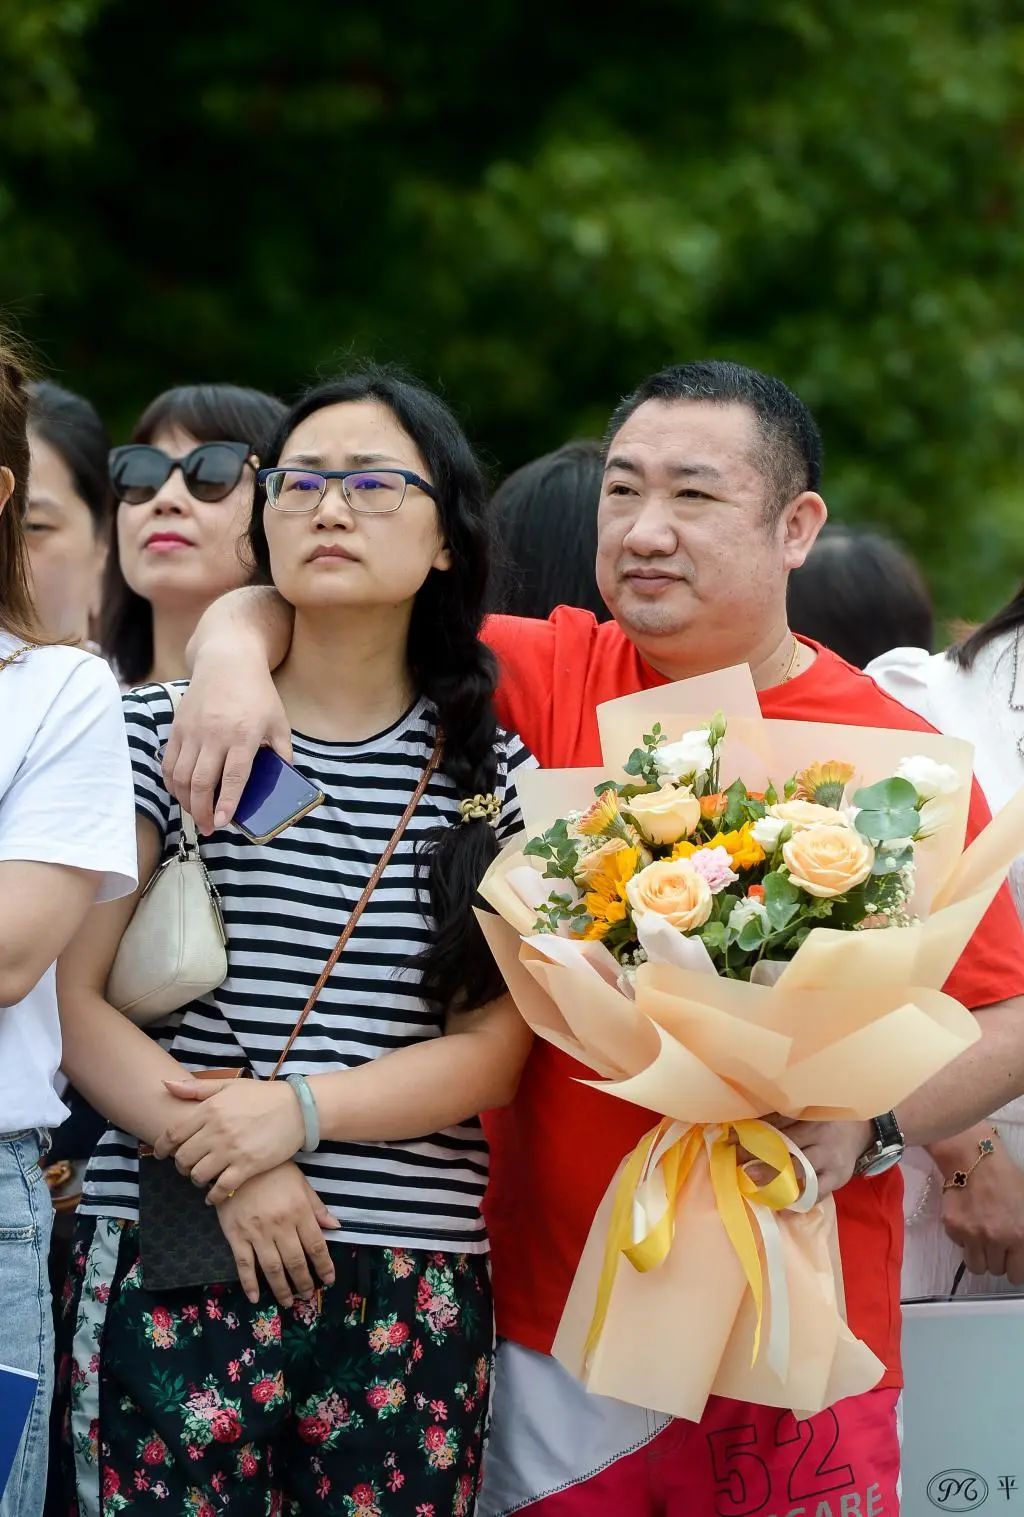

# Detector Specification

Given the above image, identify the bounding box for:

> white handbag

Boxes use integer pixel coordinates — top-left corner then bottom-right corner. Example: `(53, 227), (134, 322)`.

(107, 684), (228, 1025)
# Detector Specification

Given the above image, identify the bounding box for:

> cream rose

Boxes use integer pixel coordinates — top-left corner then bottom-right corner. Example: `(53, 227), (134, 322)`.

(768, 799), (853, 832)
(625, 783), (701, 846)
(782, 826), (875, 899)
(626, 859), (713, 932)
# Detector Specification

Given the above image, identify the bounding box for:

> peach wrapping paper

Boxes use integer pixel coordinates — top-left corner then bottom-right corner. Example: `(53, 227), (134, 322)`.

(478, 666), (1024, 1421)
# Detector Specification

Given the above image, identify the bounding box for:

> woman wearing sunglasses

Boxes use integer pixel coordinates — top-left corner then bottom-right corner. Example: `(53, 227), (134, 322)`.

(55, 368), (534, 1516)
(101, 384), (285, 687)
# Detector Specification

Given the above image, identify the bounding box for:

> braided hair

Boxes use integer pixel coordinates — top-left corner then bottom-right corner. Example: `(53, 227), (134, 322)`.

(248, 366), (506, 1013)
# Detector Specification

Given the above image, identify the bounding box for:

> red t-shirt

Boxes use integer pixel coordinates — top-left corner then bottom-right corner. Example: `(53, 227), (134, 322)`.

(482, 606), (1024, 1390)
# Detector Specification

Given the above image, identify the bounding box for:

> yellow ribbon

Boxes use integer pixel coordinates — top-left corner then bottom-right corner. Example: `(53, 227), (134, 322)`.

(585, 1118), (801, 1371)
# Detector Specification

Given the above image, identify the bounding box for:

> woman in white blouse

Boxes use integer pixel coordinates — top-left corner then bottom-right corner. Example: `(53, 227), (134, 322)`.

(0, 344), (136, 1517)
(869, 588), (1024, 1298)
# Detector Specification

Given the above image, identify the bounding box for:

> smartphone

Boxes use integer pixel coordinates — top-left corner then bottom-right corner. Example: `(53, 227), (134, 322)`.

(232, 748), (325, 844)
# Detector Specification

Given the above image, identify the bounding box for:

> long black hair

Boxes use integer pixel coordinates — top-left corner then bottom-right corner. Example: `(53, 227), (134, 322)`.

(27, 380), (113, 534)
(950, 584), (1024, 670)
(489, 439), (610, 621)
(101, 384), (285, 685)
(787, 524), (934, 668)
(248, 365), (505, 1013)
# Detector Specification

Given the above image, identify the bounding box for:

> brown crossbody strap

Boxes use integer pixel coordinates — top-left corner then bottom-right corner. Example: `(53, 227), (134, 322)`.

(268, 730), (444, 1081)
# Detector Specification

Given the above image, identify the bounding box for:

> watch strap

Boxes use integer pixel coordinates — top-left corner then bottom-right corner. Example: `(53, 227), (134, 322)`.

(872, 1111), (904, 1148)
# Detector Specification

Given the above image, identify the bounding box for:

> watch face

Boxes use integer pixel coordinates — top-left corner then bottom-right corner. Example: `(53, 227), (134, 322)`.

(859, 1145), (903, 1178)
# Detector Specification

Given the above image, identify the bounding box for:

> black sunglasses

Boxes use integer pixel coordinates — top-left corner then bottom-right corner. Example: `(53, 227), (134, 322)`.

(109, 441), (255, 505)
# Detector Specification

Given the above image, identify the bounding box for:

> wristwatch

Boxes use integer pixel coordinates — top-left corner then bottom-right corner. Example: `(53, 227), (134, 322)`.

(854, 1112), (905, 1179)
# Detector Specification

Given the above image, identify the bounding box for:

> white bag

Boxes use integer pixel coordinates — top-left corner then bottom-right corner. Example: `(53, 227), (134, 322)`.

(901, 1294), (1024, 1512)
(106, 684), (228, 1025)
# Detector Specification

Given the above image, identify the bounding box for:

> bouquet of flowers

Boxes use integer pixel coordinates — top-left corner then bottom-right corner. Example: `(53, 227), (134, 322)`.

(478, 667), (1024, 1421)
(521, 711), (957, 986)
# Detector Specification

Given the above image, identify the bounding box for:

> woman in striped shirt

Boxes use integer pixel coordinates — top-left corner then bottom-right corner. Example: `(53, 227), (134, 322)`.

(55, 368), (534, 1517)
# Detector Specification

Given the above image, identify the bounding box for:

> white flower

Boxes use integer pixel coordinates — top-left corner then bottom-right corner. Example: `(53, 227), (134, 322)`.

(655, 728), (715, 783)
(751, 815), (786, 852)
(881, 836), (914, 854)
(917, 796), (954, 839)
(896, 755), (961, 802)
(728, 897), (769, 933)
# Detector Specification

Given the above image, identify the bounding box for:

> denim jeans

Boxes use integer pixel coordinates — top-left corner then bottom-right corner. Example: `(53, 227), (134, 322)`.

(0, 1130), (53, 1517)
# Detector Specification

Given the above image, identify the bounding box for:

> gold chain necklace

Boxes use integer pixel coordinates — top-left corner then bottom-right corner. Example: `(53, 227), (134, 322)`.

(0, 644), (32, 672)
(781, 636), (802, 684)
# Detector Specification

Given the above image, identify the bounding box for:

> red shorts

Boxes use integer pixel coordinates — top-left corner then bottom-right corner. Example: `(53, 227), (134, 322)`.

(480, 1343), (901, 1517)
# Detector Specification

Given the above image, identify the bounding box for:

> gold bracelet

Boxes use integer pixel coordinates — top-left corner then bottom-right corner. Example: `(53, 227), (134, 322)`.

(941, 1128), (999, 1192)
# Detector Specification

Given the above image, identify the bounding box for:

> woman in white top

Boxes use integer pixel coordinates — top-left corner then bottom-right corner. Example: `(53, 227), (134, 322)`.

(0, 343), (136, 1517)
(869, 591), (1024, 1298)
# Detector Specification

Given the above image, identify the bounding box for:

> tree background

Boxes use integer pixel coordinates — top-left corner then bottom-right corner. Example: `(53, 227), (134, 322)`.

(2, 0), (1022, 623)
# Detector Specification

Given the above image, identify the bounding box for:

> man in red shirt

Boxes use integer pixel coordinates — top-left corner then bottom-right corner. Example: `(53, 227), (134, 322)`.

(168, 361), (1024, 1516)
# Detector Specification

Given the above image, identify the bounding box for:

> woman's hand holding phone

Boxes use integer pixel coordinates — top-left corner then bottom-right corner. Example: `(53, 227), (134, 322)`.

(162, 641), (293, 834)
(215, 1160), (340, 1307)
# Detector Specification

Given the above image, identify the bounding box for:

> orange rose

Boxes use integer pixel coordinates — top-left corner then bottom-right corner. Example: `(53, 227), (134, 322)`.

(782, 827), (874, 899)
(625, 859), (713, 932)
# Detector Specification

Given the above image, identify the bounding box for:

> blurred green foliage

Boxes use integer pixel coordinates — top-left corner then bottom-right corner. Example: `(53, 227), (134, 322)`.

(1, 0), (1022, 622)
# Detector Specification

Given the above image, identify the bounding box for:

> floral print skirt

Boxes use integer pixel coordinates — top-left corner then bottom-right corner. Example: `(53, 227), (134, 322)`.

(53, 1216), (492, 1517)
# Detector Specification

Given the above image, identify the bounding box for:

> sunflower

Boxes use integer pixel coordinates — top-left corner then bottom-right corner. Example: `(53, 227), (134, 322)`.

(577, 788), (623, 839)
(793, 761), (856, 809)
(578, 844), (642, 940)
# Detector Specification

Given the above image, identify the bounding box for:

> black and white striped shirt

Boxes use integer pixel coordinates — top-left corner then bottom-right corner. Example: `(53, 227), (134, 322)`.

(81, 683), (534, 1254)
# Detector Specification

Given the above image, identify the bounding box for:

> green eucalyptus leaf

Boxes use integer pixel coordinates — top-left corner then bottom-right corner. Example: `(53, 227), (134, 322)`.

(701, 921), (729, 953)
(736, 917), (768, 952)
(763, 872), (800, 930)
(852, 776), (919, 812)
(855, 808), (919, 842)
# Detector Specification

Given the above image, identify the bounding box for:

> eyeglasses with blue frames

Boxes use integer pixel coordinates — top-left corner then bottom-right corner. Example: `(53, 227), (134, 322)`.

(258, 466), (437, 515)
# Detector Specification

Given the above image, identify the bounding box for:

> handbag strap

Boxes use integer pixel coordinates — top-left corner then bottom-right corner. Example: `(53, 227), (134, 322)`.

(268, 730), (444, 1081)
(162, 683), (200, 853)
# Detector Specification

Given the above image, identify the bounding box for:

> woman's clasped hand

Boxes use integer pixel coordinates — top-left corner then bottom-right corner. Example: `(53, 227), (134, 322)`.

(153, 1074), (307, 1203)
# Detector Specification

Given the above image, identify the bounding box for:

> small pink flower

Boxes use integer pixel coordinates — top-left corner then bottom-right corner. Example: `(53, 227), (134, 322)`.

(227, 1360), (241, 1383)
(686, 846), (738, 894)
(429, 1399), (448, 1420)
(388, 1470), (406, 1492)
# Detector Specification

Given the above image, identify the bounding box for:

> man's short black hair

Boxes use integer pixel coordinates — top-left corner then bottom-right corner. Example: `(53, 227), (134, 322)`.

(605, 360), (823, 519)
